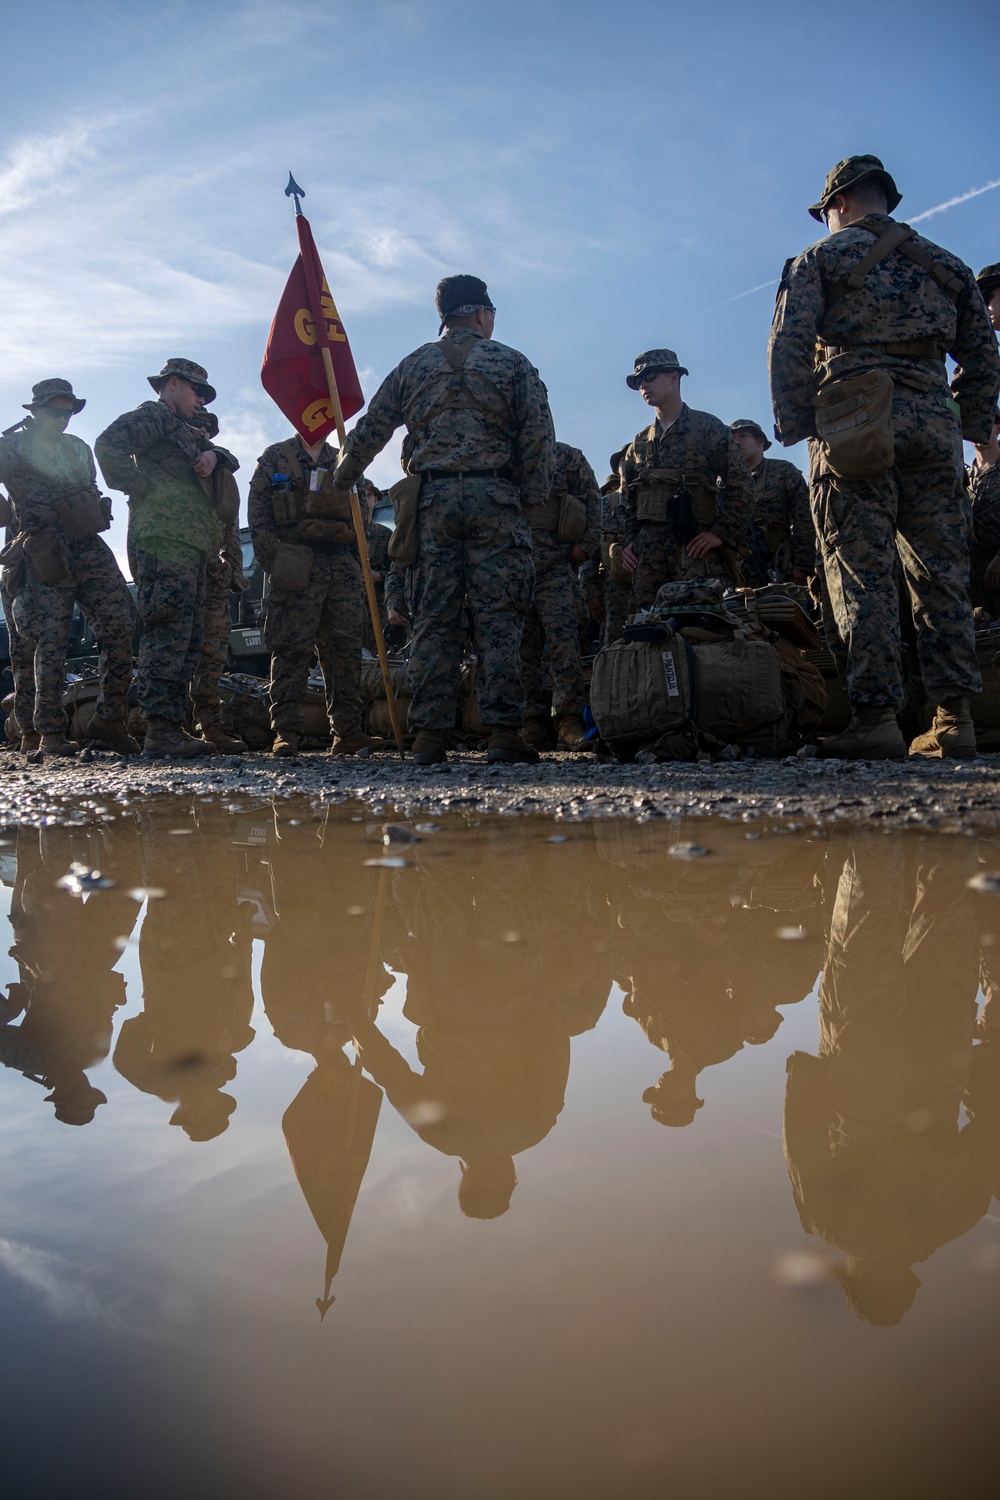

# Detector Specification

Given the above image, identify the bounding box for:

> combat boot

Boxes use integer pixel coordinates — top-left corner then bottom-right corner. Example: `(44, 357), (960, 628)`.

(329, 730), (378, 756)
(556, 714), (590, 750)
(520, 715), (552, 750)
(198, 724), (248, 753)
(86, 713), (141, 756)
(271, 729), (300, 757)
(909, 697), (977, 759)
(819, 706), (906, 761)
(19, 730), (40, 754)
(411, 730), (448, 765)
(486, 727), (540, 765)
(143, 717), (216, 759)
(38, 733), (77, 756)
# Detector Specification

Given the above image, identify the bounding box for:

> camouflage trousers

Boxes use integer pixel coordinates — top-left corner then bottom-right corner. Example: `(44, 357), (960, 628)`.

(264, 546), (363, 736)
(406, 476), (534, 730)
(192, 561), (233, 728)
(133, 542), (206, 724)
(811, 389), (980, 708)
(601, 539), (633, 645)
(521, 537), (585, 717)
(630, 523), (733, 611)
(2, 571), (35, 735)
(13, 535), (134, 734)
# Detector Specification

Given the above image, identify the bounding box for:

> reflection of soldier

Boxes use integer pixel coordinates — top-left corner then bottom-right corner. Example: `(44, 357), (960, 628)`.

(0, 824), (140, 1124)
(356, 822), (608, 1216)
(784, 831), (1000, 1325)
(114, 811), (254, 1139)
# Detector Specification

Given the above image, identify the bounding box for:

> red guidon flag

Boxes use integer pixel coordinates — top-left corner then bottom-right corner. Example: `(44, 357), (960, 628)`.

(261, 214), (365, 443)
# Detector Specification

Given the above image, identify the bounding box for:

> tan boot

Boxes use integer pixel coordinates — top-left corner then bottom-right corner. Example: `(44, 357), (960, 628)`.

(198, 724), (248, 753)
(19, 730), (41, 754)
(909, 697), (977, 759)
(520, 715), (552, 749)
(556, 714), (590, 750)
(329, 730), (378, 756)
(819, 706), (906, 760)
(86, 712), (141, 756)
(271, 729), (300, 757)
(411, 730), (448, 765)
(486, 727), (540, 765)
(39, 732), (78, 756)
(143, 717), (216, 759)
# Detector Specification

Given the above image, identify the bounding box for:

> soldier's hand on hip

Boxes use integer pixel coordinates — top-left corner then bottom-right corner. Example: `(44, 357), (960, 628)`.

(569, 545), (588, 567)
(389, 608), (409, 627)
(621, 544), (639, 575)
(586, 596), (605, 621)
(686, 531), (723, 559)
(194, 450), (218, 478)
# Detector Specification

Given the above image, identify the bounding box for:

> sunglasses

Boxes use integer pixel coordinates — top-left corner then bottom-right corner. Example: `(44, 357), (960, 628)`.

(637, 369), (670, 384)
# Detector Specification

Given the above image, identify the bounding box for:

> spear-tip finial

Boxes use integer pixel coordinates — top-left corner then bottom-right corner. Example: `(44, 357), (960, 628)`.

(285, 173), (306, 216)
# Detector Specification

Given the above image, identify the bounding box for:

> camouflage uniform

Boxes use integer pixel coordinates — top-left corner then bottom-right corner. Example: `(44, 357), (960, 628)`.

(769, 213), (1000, 708)
(621, 405), (754, 610)
(521, 441), (601, 718)
(968, 460), (1000, 613)
(333, 326), (555, 730)
(581, 482), (632, 645)
(1, 564), (35, 737)
(748, 456), (815, 577)
(0, 418), (133, 734)
(96, 399), (236, 723)
(362, 521), (392, 653)
(247, 436), (364, 738)
(192, 472), (246, 730)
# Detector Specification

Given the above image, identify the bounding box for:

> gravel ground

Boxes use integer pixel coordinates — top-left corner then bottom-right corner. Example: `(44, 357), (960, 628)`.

(2, 744), (1000, 829)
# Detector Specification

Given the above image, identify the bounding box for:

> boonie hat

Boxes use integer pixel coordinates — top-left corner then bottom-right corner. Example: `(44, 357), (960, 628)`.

(626, 349), (689, 389)
(976, 263), (1000, 297)
(730, 418), (772, 451)
(23, 377), (86, 414)
(188, 409), (220, 439)
(809, 155), (902, 222)
(148, 357), (217, 403)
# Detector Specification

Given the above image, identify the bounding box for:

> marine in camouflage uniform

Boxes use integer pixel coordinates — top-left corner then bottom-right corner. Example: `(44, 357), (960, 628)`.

(769, 156), (1000, 759)
(97, 358), (237, 758)
(520, 440), (601, 749)
(0, 378), (136, 754)
(247, 433), (366, 753)
(729, 418), (814, 582)
(0, 491), (36, 748)
(361, 482), (393, 654)
(619, 350), (753, 610)
(967, 410), (1000, 615)
(330, 274), (555, 765)
(578, 465), (632, 645)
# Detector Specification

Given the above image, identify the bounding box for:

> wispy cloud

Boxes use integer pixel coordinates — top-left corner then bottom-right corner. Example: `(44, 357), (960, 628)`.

(0, 1236), (123, 1326)
(911, 177), (1000, 223)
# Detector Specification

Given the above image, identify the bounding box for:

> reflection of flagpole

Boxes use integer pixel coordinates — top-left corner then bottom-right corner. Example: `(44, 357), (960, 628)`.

(287, 184), (406, 757)
(344, 864), (389, 1150)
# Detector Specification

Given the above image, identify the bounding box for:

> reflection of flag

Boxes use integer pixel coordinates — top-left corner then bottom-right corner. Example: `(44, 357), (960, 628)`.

(282, 1050), (382, 1317)
(260, 214), (365, 444)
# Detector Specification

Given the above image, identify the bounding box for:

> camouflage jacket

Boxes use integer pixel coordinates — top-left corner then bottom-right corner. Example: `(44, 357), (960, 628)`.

(529, 441), (602, 559)
(333, 327), (556, 510)
(970, 460), (1000, 554)
(620, 404), (753, 552)
(247, 435), (341, 570)
(0, 419), (104, 534)
(749, 457), (814, 572)
(769, 214), (1000, 445)
(95, 399), (237, 556)
(384, 562), (407, 619)
(367, 521), (391, 577)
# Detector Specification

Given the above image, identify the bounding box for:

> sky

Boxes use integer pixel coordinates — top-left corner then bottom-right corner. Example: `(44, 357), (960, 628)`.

(1, 0), (998, 573)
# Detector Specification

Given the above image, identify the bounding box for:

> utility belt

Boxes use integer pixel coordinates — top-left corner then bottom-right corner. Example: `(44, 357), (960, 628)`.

(421, 467), (501, 482)
(821, 338), (946, 361)
(634, 467), (718, 527)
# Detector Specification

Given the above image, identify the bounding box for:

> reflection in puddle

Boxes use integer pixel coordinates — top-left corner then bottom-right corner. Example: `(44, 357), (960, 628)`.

(0, 806), (998, 1496)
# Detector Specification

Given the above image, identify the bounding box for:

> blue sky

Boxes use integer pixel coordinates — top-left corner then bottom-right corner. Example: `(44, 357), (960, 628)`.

(1, 0), (998, 570)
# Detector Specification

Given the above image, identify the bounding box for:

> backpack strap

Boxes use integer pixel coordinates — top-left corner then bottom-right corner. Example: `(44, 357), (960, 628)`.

(415, 337), (514, 446)
(276, 439), (305, 486)
(826, 220), (965, 309)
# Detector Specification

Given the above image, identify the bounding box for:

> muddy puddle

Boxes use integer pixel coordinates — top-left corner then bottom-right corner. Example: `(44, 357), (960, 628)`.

(1, 802), (998, 1499)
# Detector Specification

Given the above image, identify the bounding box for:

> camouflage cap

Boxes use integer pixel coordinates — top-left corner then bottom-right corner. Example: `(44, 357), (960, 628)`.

(147, 357), (217, 403)
(809, 155), (902, 222)
(188, 409), (220, 439)
(626, 349), (688, 389)
(977, 263), (1000, 297)
(22, 376), (86, 414)
(730, 417), (772, 451)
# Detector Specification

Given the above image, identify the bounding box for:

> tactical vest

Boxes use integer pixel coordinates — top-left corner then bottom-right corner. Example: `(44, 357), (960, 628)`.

(269, 440), (351, 527)
(403, 338), (514, 473)
(819, 219), (964, 359)
(635, 429), (719, 525)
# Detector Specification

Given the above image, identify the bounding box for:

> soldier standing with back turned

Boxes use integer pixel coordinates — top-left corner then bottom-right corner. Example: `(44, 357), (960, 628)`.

(769, 156), (1000, 760)
(328, 274), (555, 766)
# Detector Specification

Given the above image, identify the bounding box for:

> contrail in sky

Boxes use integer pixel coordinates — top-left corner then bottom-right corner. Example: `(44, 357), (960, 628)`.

(692, 176), (1000, 317)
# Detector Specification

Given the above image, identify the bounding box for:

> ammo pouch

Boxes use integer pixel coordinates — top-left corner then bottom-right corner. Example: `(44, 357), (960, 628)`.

(52, 490), (109, 542)
(24, 528), (75, 587)
(268, 541), (314, 592)
(387, 473), (421, 567)
(813, 369), (894, 479)
(636, 467), (718, 530)
(299, 519), (356, 546)
(557, 492), (588, 544)
(304, 470), (354, 521)
(0, 532), (27, 597)
(272, 488), (303, 527)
